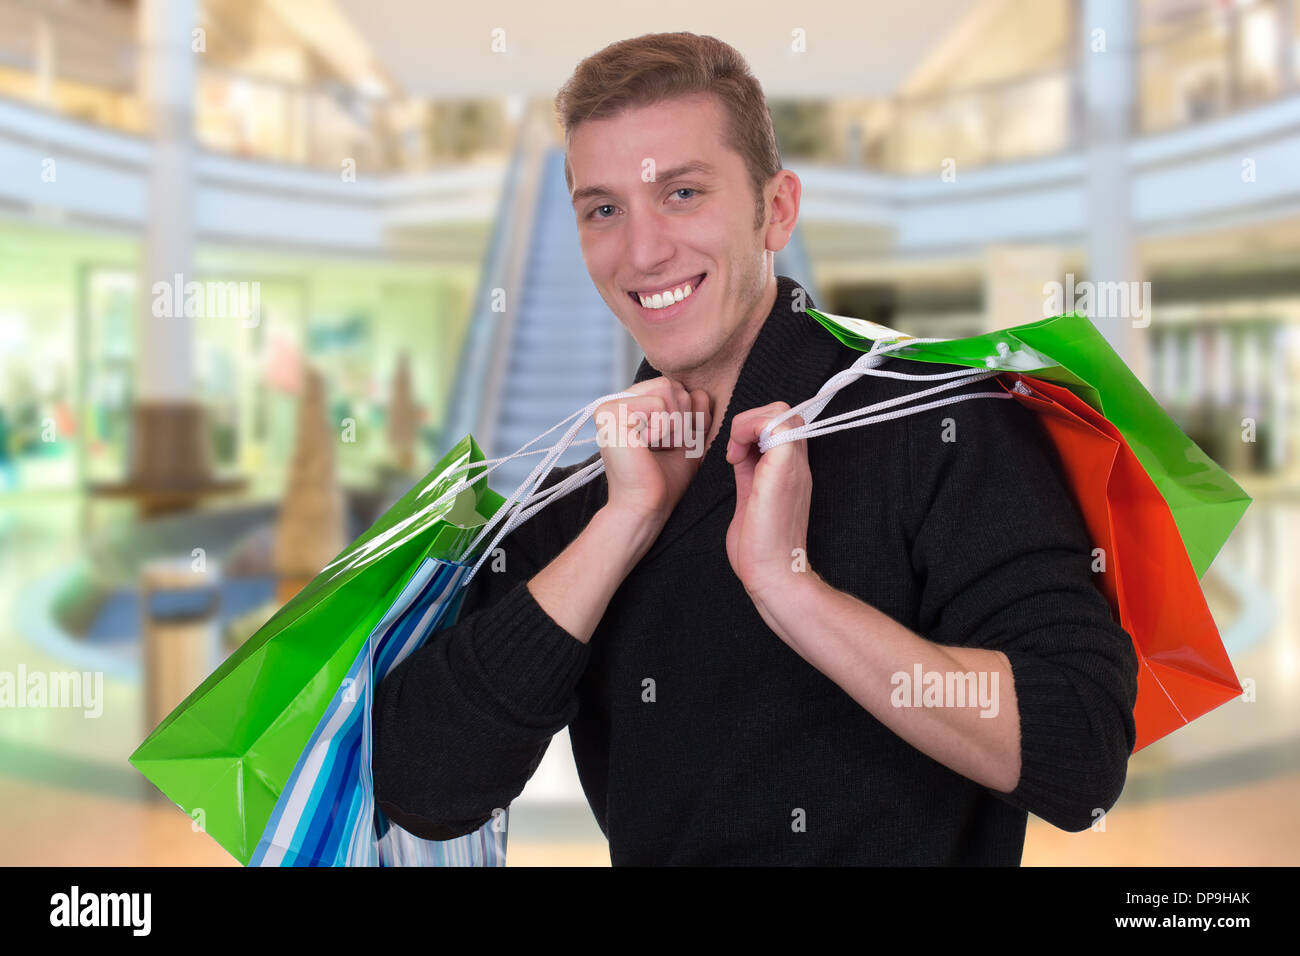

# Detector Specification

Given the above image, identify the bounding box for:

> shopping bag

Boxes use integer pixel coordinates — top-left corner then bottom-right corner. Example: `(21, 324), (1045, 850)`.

(250, 551), (512, 865)
(806, 308), (1251, 578)
(997, 373), (1242, 751)
(129, 434), (510, 865)
(768, 308), (1252, 750)
(130, 382), (632, 866)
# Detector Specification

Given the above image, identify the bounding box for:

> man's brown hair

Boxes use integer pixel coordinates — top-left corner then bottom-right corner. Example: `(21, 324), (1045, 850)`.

(555, 32), (782, 232)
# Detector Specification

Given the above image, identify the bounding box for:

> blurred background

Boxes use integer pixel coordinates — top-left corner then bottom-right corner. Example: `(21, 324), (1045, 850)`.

(0, 0), (1297, 866)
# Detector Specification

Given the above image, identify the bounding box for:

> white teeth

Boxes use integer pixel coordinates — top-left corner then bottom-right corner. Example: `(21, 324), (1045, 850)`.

(636, 278), (698, 310)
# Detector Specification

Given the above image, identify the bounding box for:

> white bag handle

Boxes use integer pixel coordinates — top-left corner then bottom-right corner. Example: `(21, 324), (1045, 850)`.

(757, 336), (1014, 451)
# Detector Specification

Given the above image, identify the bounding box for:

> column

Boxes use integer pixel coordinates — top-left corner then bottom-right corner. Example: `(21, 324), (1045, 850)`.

(1079, 0), (1151, 386)
(131, 0), (210, 504)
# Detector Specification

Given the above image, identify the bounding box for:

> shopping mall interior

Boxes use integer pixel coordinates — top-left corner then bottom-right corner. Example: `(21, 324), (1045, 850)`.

(0, 0), (1298, 865)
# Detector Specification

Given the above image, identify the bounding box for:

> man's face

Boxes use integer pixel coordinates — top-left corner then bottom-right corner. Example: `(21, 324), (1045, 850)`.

(567, 93), (773, 377)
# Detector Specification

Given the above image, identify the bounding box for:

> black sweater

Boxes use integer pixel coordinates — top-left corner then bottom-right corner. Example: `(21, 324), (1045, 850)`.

(373, 275), (1139, 865)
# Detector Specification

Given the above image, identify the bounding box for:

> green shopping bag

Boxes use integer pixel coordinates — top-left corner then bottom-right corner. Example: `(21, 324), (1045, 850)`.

(806, 308), (1251, 578)
(129, 435), (505, 864)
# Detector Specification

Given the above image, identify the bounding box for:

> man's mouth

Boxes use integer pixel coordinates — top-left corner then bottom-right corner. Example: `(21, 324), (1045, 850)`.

(626, 273), (706, 311)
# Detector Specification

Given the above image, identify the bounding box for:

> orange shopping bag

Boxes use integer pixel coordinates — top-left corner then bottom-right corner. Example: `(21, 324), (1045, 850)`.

(999, 374), (1243, 751)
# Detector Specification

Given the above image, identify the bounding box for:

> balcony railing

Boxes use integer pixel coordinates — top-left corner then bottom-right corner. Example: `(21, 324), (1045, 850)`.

(0, 0), (1297, 175)
(790, 1), (1299, 173)
(0, 0), (143, 133)
(196, 66), (394, 171)
(0, 0), (508, 172)
(1136, 0), (1298, 133)
(879, 68), (1075, 174)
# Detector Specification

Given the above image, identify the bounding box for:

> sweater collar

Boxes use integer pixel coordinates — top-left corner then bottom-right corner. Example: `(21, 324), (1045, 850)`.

(629, 274), (845, 563)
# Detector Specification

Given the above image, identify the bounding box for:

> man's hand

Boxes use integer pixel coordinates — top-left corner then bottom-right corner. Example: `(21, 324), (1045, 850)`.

(596, 376), (711, 533)
(526, 377), (710, 645)
(724, 401), (819, 618)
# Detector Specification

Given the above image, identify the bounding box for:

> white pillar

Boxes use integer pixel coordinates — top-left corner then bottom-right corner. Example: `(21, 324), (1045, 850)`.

(1079, 0), (1150, 385)
(136, 0), (197, 403)
(127, 0), (213, 499)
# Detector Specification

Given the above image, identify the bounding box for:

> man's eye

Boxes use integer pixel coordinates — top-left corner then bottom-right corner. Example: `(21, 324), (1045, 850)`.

(672, 188), (697, 201)
(590, 204), (616, 219)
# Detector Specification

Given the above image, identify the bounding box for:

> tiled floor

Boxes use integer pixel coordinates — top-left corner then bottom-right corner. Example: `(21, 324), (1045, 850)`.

(1, 493), (1296, 866)
(1, 769), (1295, 866)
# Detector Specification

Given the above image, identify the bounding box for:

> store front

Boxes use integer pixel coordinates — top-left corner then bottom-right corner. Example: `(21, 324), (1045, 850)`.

(0, 222), (479, 501)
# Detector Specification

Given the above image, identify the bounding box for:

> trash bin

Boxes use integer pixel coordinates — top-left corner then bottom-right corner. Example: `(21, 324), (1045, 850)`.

(141, 557), (221, 772)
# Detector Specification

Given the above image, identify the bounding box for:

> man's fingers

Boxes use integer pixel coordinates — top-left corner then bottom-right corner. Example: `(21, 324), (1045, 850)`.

(732, 437), (757, 505)
(725, 405), (809, 463)
(597, 394), (670, 447)
(764, 410), (806, 441)
(726, 402), (796, 461)
(621, 377), (704, 447)
(614, 378), (717, 451)
(632, 376), (689, 412)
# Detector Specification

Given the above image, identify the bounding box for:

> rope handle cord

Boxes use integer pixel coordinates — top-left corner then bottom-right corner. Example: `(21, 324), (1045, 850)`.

(449, 388), (637, 587)
(756, 335), (1015, 452)
(316, 403), (621, 584)
(429, 336), (1021, 589)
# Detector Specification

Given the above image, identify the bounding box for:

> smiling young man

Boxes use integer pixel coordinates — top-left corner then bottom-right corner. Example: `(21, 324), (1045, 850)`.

(372, 32), (1138, 865)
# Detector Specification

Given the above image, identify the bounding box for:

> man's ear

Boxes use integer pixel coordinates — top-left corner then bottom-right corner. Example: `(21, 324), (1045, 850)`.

(763, 170), (801, 252)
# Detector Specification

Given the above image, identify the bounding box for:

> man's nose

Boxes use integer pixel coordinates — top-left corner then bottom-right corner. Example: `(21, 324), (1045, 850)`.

(623, 206), (676, 274)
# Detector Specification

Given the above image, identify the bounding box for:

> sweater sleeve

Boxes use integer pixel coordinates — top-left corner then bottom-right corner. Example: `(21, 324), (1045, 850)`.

(371, 467), (594, 841)
(903, 372), (1139, 833)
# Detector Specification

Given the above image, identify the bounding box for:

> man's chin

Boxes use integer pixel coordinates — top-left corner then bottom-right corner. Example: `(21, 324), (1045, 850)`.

(639, 349), (705, 381)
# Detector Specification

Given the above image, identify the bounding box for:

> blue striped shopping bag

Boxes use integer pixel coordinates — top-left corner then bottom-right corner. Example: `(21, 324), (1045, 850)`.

(249, 555), (509, 866)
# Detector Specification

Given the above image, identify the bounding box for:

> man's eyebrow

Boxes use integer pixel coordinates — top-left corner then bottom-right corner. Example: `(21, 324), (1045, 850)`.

(570, 160), (717, 206)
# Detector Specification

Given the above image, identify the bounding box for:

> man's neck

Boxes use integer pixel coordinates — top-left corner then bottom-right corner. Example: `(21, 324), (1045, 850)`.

(676, 275), (780, 456)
